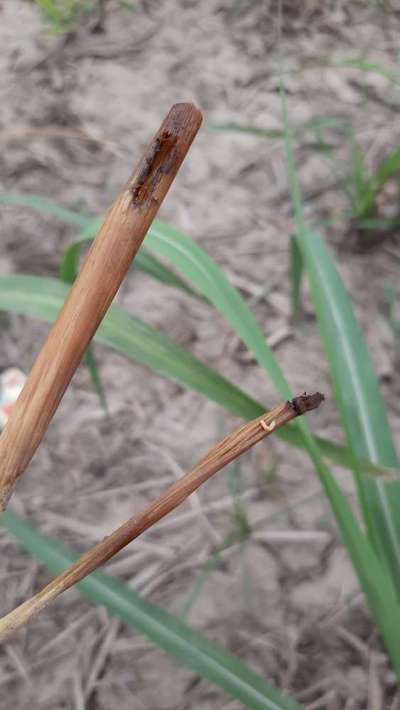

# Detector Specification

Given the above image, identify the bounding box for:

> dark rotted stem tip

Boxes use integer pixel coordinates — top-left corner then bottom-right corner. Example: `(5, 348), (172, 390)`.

(131, 103), (202, 208)
(290, 392), (325, 416)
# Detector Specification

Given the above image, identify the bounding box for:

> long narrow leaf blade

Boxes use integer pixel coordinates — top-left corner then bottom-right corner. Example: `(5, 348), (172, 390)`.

(2, 287), (400, 680)
(0, 191), (90, 227)
(146, 220), (291, 400)
(71, 216), (199, 297)
(74, 217), (286, 385)
(374, 145), (400, 195)
(58, 235), (108, 411)
(0, 510), (301, 710)
(295, 230), (400, 586)
(0, 191), (389, 476)
(297, 423), (400, 679)
(289, 235), (303, 321)
(143, 222), (398, 481)
(280, 80), (400, 679)
(299, 233), (397, 463)
(0, 194), (198, 298)
(0, 275), (259, 420)
(0, 273), (383, 475)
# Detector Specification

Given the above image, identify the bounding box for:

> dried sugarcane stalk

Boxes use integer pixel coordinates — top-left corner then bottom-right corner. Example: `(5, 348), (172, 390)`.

(0, 103), (202, 512)
(0, 392), (324, 641)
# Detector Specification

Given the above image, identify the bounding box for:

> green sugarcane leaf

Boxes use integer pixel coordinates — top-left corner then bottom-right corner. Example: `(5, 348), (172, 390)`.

(0, 273), (387, 476)
(0, 510), (301, 710)
(280, 79), (400, 679)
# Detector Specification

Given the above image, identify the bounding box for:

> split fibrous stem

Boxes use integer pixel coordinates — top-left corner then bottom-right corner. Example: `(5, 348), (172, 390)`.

(0, 392), (324, 641)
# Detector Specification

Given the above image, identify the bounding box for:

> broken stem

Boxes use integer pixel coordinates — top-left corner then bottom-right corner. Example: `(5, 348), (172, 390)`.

(0, 103), (202, 512)
(0, 392), (324, 641)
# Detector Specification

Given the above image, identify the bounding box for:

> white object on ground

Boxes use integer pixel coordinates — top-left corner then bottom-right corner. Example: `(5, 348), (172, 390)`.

(0, 368), (26, 430)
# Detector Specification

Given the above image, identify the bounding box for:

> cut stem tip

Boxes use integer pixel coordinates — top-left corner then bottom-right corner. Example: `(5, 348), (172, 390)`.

(290, 392), (325, 416)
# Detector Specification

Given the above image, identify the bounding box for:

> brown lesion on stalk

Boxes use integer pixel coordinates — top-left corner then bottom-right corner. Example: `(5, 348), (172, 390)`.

(131, 131), (178, 206)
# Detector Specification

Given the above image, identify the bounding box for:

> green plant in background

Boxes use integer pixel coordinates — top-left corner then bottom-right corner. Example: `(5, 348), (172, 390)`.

(0, 193), (382, 472)
(384, 282), (400, 352)
(207, 114), (347, 154)
(1, 511), (299, 710)
(210, 56), (400, 235)
(346, 132), (400, 228)
(209, 117), (400, 233)
(34, 0), (135, 34)
(35, 0), (82, 33)
(281, 78), (400, 672)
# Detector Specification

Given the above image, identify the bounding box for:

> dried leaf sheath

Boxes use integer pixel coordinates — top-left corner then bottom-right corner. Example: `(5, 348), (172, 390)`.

(0, 392), (324, 641)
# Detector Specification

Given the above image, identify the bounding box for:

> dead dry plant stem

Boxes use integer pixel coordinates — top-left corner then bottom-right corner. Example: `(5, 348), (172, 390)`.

(0, 392), (324, 641)
(0, 103), (202, 512)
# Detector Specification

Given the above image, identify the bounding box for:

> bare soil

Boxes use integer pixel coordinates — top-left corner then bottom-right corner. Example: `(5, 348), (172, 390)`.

(1, 1), (400, 708)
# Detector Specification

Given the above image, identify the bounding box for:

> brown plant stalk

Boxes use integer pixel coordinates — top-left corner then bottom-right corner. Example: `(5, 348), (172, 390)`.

(0, 392), (324, 641)
(0, 103), (202, 512)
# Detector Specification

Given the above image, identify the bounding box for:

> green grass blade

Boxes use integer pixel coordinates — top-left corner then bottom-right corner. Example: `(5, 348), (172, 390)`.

(83, 345), (108, 413)
(0, 511), (301, 710)
(279, 83), (399, 462)
(146, 221), (291, 401)
(59, 232), (108, 411)
(289, 235), (303, 321)
(280, 78), (400, 675)
(297, 424), (400, 679)
(0, 193), (108, 409)
(67, 216), (293, 403)
(349, 141), (400, 220)
(0, 191), (395, 477)
(73, 217), (199, 297)
(356, 217), (400, 231)
(349, 135), (374, 217)
(372, 144), (400, 200)
(59, 241), (82, 283)
(297, 234), (398, 464)
(135, 249), (199, 295)
(332, 57), (400, 86)
(59, 219), (198, 409)
(206, 121), (284, 139)
(0, 273), (386, 476)
(145, 224), (392, 475)
(2, 289), (400, 679)
(0, 275), (260, 420)
(0, 190), (395, 477)
(74, 221), (397, 479)
(36, 0), (76, 33)
(294, 230), (400, 586)
(206, 116), (348, 144)
(0, 191), (90, 227)
(1, 190), (394, 474)
(0, 193), (199, 298)
(3, 285), (400, 673)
